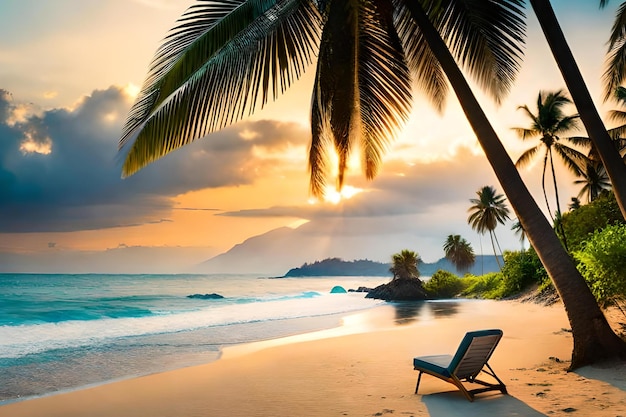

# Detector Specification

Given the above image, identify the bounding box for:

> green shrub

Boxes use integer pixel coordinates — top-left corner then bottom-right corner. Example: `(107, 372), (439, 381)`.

(499, 249), (547, 296)
(561, 191), (624, 251)
(460, 273), (505, 299)
(574, 223), (626, 307)
(424, 270), (464, 298)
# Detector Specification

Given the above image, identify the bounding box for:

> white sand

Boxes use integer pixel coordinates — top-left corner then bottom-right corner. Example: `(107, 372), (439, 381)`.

(1, 300), (624, 417)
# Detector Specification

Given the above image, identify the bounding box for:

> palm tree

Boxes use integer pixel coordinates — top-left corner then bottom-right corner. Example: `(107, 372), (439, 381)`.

(120, 0), (625, 367)
(467, 186), (510, 270)
(574, 161), (611, 203)
(569, 197), (581, 211)
(511, 219), (526, 250)
(443, 234), (475, 274)
(389, 249), (421, 280)
(603, 86), (626, 161)
(527, 0), (626, 221)
(513, 90), (588, 221)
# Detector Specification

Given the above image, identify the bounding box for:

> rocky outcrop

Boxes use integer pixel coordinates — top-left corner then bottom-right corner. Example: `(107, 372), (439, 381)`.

(365, 279), (429, 301)
(348, 286), (372, 293)
(187, 293), (224, 299)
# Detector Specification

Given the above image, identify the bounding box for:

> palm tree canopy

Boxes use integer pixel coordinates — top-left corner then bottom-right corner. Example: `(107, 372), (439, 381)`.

(603, 1), (626, 101)
(574, 161), (612, 203)
(389, 249), (421, 280)
(443, 234), (475, 273)
(513, 89), (587, 171)
(119, 0), (526, 198)
(511, 219), (526, 244)
(603, 86), (626, 161)
(467, 185), (511, 234)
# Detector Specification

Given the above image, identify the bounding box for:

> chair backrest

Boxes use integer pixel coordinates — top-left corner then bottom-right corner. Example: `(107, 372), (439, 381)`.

(447, 329), (503, 379)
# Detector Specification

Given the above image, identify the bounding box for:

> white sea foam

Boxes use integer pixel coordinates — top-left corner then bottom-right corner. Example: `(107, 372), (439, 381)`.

(0, 292), (382, 359)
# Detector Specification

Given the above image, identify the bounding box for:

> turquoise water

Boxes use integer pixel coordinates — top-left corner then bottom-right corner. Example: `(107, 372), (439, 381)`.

(0, 273), (388, 403)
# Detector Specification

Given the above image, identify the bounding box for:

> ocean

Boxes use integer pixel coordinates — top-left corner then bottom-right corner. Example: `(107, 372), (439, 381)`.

(0, 273), (392, 404)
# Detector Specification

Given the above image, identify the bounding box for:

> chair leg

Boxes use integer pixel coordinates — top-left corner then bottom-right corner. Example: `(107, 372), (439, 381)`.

(415, 371), (423, 394)
(451, 375), (474, 402)
(484, 363), (507, 394)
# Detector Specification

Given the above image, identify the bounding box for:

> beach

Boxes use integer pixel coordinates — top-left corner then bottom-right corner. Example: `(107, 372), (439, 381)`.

(1, 299), (625, 417)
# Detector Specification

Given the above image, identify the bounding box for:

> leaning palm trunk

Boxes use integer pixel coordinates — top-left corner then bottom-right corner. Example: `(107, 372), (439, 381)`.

(548, 150), (569, 250)
(529, 0), (626, 221)
(489, 231), (503, 270)
(408, 2), (626, 368)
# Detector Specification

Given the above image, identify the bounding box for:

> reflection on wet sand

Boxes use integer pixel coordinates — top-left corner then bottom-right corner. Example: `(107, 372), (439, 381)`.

(391, 300), (461, 325)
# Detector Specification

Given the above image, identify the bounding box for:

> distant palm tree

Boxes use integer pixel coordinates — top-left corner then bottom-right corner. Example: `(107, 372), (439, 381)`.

(443, 235), (475, 274)
(467, 186), (510, 270)
(569, 197), (581, 211)
(512, 90), (588, 221)
(574, 161), (611, 203)
(511, 219), (526, 250)
(602, 86), (626, 162)
(389, 250), (421, 280)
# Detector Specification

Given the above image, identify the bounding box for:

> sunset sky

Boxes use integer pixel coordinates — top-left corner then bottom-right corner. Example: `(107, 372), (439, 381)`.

(0, 1), (621, 273)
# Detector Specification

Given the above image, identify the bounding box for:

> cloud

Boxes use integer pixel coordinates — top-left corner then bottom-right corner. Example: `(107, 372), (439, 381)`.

(0, 87), (310, 233)
(220, 150), (500, 220)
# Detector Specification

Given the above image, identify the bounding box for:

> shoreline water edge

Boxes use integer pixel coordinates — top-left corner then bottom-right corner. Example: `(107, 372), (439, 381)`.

(2, 273), (625, 417)
(1, 273), (393, 404)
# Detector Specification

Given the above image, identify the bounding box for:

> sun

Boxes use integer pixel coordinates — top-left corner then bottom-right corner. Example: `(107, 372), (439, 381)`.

(323, 185), (364, 205)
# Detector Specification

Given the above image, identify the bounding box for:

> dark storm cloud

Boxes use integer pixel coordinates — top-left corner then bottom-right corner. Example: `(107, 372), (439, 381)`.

(0, 87), (309, 232)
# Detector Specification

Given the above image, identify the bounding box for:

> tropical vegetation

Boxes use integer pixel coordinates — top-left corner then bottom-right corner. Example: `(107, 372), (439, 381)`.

(423, 270), (464, 299)
(574, 223), (626, 308)
(560, 191), (624, 252)
(119, 0), (626, 367)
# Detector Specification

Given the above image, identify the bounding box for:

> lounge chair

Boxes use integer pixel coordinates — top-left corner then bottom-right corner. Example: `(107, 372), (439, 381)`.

(413, 329), (507, 401)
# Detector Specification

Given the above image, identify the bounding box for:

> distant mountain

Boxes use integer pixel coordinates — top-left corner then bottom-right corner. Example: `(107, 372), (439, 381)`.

(0, 245), (216, 274)
(195, 222), (505, 276)
(195, 222), (431, 275)
(420, 256), (502, 276)
(283, 256), (502, 277)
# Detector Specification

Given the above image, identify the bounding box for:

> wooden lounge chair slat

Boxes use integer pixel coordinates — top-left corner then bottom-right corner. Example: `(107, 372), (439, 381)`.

(413, 329), (507, 402)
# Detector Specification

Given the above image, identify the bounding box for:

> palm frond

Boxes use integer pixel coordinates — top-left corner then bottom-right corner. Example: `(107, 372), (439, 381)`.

(394, 0), (448, 112)
(567, 135), (592, 148)
(309, 0), (359, 193)
(553, 143), (587, 176)
(309, 0), (412, 195)
(512, 126), (536, 140)
(603, 2), (626, 101)
(516, 104), (539, 129)
(359, 0), (413, 180)
(120, 0), (321, 176)
(434, 0), (526, 105)
(607, 109), (626, 124)
(515, 145), (540, 167)
(553, 114), (580, 134)
(309, 80), (333, 197)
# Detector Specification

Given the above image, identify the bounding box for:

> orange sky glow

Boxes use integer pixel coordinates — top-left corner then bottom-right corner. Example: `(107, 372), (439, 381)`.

(0, 0), (621, 272)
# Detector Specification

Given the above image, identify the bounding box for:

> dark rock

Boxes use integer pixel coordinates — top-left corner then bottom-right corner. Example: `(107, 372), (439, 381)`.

(365, 279), (429, 301)
(187, 293), (224, 299)
(348, 286), (372, 293)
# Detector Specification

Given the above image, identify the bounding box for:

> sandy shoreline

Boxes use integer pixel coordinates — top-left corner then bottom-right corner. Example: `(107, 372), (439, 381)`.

(1, 300), (625, 417)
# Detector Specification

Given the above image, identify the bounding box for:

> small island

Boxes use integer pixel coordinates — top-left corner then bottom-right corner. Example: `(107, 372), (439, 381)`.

(282, 256), (501, 277)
